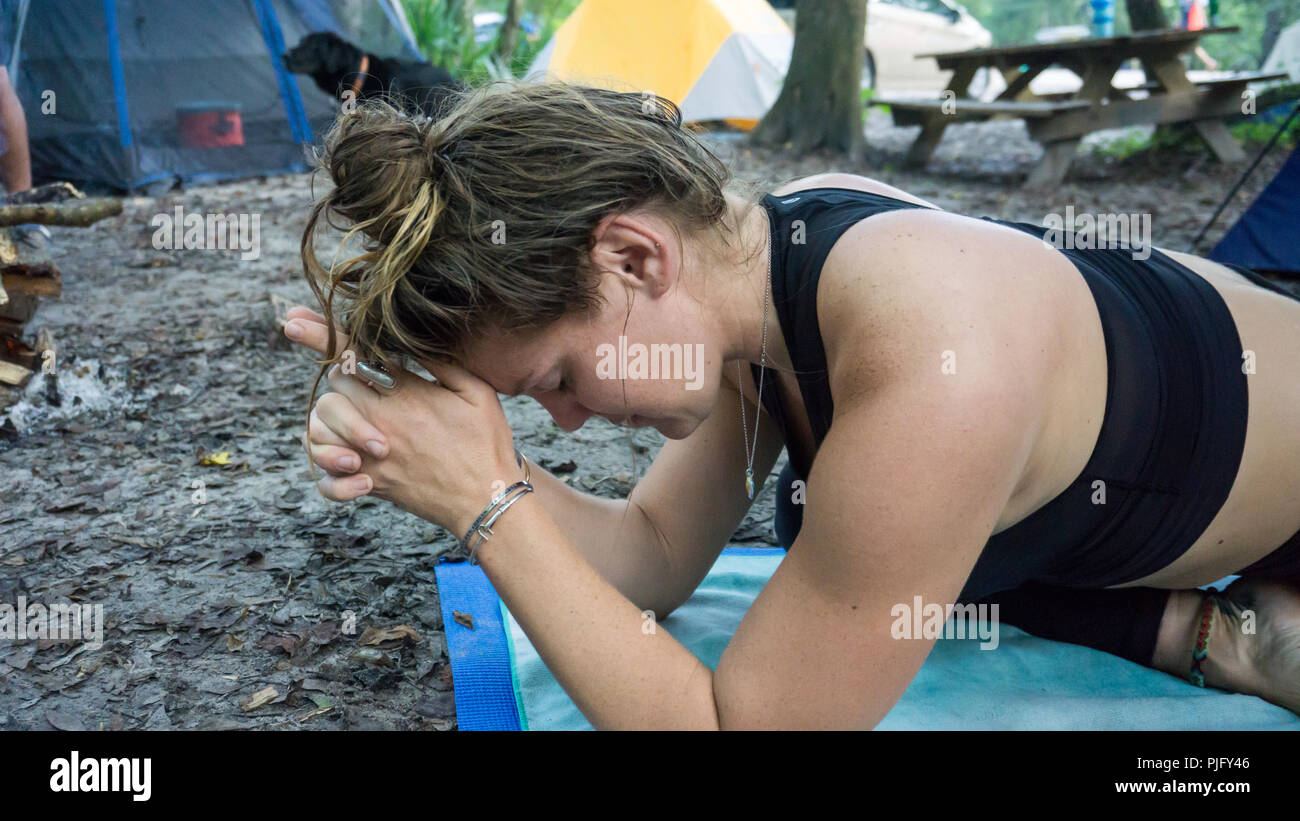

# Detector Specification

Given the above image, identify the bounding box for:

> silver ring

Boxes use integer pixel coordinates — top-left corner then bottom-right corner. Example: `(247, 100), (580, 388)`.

(355, 360), (396, 393)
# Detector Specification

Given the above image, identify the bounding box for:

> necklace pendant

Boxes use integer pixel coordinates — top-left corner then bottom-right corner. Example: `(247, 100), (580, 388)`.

(745, 469), (755, 500)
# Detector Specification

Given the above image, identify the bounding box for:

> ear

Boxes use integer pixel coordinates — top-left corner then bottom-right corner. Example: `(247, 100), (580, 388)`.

(589, 211), (674, 300)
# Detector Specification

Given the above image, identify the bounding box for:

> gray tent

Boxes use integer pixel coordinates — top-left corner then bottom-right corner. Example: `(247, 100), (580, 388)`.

(10, 0), (421, 190)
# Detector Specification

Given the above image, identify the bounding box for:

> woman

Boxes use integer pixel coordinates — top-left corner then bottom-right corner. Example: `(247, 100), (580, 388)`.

(286, 80), (1300, 729)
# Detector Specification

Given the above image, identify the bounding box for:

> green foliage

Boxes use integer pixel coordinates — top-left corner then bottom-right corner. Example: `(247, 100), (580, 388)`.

(1230, 110), (1300, 148)
(402, 0), (499, 82)
(861, 85), (885, 124)
(401, 0), (583, 82)
(1091, 106), (1298, 161)
(1090, 127), (1162, 159)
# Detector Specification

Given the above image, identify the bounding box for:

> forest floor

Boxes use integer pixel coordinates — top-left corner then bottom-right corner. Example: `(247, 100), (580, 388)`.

(1, 110), (1295, 730)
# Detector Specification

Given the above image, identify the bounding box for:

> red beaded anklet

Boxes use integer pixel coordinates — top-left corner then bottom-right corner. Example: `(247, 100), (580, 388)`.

(1188, 593), (1217, 687)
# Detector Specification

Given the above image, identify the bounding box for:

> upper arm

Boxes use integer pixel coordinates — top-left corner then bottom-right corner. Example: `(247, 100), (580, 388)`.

(629, 373), (786, 616)
(711, 214), (1049, 729)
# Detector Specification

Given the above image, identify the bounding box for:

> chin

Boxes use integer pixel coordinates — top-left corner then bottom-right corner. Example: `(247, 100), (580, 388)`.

(652, 415), (703, 440)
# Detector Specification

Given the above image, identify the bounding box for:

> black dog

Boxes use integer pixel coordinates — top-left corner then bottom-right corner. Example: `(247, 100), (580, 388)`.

(284, 31), (463, 118)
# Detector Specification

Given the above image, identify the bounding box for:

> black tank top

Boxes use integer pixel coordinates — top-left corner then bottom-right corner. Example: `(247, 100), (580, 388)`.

(756, 188), (1248, 601)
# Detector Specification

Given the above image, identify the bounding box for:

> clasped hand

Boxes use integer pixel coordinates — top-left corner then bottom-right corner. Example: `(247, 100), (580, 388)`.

(283, 306), (521, 536)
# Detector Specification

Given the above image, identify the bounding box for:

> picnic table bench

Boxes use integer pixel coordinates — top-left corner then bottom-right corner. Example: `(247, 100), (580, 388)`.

(869, 27), (1290, 187)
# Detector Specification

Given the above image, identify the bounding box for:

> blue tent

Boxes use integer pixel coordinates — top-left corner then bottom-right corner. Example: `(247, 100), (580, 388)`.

(1211, 146), (1300, 275)
(10, 0), (422, 191)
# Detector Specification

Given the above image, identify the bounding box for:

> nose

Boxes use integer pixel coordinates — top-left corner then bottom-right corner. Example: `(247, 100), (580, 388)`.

(534, 392), (593, 432)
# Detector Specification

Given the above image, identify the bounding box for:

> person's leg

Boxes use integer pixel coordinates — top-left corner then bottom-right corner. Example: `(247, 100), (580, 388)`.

(1154, 577), (1300, 714)
(0, 66), (31, 193)
(977, 575), (1300, 715)
(776, 453), (1300, 713)
(976, 582), (1169, 667)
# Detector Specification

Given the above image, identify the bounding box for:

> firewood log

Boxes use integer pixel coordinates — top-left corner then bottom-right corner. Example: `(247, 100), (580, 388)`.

(0, 197), (122, 228)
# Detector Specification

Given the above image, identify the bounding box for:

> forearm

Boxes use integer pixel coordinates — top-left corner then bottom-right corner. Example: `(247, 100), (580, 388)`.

(472, 490), (719, 730)
(516, 463), (681, 615)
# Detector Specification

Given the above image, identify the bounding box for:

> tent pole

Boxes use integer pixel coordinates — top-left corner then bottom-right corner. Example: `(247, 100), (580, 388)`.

(8, 0), (30, 77)
(1188, 101), (1300, 253)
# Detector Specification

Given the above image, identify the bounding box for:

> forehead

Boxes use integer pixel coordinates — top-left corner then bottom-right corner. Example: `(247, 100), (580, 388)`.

(458, 321), (555, 395)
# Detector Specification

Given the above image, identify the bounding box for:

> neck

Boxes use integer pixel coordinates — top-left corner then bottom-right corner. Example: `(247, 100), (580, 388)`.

(709, 191), (793, 375)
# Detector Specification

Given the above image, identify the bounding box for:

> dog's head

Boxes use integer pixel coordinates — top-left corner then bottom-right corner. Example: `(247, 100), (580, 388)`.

(283, 31), (358, 77)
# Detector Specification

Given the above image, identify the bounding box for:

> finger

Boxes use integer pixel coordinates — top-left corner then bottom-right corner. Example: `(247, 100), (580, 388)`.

(307, 405), (350, 449)
(309, 441), (365, 475)
(316, 471), (373, 502)
(327, 359), (406, 406)
(284, 314), (349, 357)
(418, 356), (477, 394)
(313, 389), (390, 458)
(286, 305), (326, 324)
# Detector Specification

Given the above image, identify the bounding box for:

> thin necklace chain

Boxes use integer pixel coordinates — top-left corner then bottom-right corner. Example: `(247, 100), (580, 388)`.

(738, 213), (771, 500)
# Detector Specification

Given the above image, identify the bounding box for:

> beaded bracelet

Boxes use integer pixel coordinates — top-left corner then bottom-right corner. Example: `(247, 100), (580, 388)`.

(467, 483), (533, 566)
(1187, 593), (1217, 687)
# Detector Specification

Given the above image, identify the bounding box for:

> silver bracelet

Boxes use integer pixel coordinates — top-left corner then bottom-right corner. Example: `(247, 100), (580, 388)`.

(460, 480), (526, 553)
(468, 483), (534, 566)
(458, 450), (532, 561)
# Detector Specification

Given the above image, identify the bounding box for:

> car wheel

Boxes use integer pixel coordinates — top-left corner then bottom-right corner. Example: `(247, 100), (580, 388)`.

(861, 51), (876, 92)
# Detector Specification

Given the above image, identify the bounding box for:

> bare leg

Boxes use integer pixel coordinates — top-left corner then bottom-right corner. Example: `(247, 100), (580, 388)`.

(979, 579), (1300, 716)
(1153, 580), (1300, 714)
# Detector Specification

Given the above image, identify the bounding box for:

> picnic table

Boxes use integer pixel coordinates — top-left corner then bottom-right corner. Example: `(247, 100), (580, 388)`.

(870, 27), (1289, 187)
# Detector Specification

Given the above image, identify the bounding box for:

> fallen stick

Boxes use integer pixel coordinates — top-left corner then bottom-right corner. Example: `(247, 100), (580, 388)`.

(0, 198), (122, 228)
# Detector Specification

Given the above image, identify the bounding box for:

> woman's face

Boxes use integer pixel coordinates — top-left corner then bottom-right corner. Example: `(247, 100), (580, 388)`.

(457, 269), (725, 440)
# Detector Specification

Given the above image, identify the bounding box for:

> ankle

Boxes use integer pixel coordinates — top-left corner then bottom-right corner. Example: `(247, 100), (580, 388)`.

(1152, 589), (1204, 675)
(1198, 593), (1253, 691)
(1153, 589), (1250, 691)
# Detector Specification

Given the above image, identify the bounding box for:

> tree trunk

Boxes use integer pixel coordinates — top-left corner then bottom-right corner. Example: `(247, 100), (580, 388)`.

(497, 0), (521, 60)
(461, 0), (476, 38)
(1126, 0), (1169, 32)
(748, 0), (866, 156)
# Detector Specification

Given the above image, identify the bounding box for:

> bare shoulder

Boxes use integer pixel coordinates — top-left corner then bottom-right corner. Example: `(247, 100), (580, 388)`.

(770, 172), (941, 210)
(814, 205), (1072, 421)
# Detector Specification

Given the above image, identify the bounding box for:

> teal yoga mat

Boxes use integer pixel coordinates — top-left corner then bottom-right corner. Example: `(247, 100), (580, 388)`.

(437, 548), (1300, 730)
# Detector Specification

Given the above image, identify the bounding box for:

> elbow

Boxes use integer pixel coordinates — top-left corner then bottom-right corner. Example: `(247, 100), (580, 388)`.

(638, 596), (684, 624)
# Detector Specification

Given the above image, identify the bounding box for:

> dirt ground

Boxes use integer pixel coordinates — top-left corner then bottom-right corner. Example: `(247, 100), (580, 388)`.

(1, 113), (1294, 730)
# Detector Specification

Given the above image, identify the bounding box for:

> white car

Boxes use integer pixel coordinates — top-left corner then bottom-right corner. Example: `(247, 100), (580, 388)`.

(768, 0), (994, 95)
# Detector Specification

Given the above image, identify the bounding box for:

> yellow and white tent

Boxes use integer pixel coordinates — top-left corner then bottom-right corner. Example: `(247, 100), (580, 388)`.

(525, 0), (794, 129)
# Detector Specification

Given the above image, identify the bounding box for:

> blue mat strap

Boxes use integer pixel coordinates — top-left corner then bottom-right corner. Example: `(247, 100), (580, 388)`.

(433, 557), (520, 731)
(435, 547), (775, 731)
